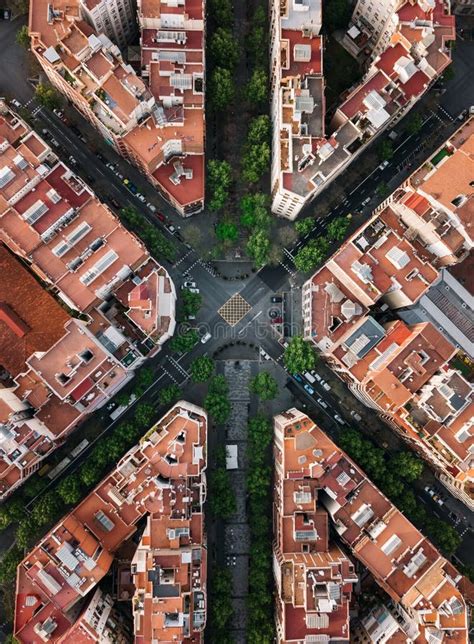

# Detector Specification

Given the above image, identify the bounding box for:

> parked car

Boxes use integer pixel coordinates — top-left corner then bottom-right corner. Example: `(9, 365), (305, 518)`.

(322, 382), (331, 391)
(166, 223), (177, 233)
(201, 332), (212, 344)
(311, 371), (322, 382)
(53, 108), (64, 118)
(137, 193), (146, 203)
(109, 197), (120, 209)
(271, 295), (283, 303)
(350, 410), (362, 422)
(304, 372), (316, 384)
(68, 155), (77, 165)
(334, 414), (345, 425)
(11, 99), (21, 108)
(304, 383), (315, 395)
(293, 374), (303, 383)
(361, 197), (370, 206)
(271, 316), (283, 324)
(156, 212), (166, 222)
(378, 160), (389, 170)
(317, 398), (328, 409)
(182, 281), (196, 289)
(259, 348), (271, 360)
(147, 203), (156, 213)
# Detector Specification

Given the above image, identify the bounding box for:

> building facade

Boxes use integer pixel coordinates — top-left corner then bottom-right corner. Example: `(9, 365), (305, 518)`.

(270, 0), (455, 219)
(14, 401), (207, 643)
(274, 409), (471, 642)
(28, 0), (205, 216)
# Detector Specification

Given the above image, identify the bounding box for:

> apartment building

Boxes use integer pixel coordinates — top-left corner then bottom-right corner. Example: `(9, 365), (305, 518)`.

(301, 127), (474, 507)
(270, 0), (454, 219)
(14, 401), (207, 643)
(80, 0), (136, 49)
(376, 117), (474, 266)
(0, 103), (176, 499)
(274, 409), (471, 642)
(28, 0), (205, 216)
(273, 408), (357, 641)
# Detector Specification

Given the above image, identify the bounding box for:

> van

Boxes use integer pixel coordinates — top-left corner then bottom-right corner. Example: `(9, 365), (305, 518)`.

(304, 372), (316, 384)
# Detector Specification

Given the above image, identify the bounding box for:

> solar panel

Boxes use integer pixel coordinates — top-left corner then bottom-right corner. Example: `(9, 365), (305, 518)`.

(0, 166), (15, 189)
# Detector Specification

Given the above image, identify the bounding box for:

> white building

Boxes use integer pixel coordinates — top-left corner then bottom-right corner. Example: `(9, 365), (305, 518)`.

(80, 0), (137, 49)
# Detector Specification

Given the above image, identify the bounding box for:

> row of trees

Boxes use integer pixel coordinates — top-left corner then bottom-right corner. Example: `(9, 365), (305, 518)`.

(246, 415), (274, 642)
(293, 216), (350, 272)
(204, 375), (231, 424)
(120, 206), (176, 262)
(339, 429), (462, 556)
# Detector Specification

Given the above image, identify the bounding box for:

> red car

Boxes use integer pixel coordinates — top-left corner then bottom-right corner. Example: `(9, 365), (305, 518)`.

(271, 316), (283, 324)
(156, 212), (166, 222)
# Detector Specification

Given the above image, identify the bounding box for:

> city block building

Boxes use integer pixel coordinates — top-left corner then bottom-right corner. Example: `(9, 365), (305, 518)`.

(270, 0), (454, 219)
(14, 401), (208, 643)
(0, 103), (176, 499)
(28, 0), (205, 216)
(274, 409), (471, 643)
(302, 119), (474, 509)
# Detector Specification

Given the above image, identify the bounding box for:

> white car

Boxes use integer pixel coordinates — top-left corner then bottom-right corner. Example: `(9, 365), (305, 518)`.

(137, 193), (146, 203)
(317, 398), (328, 409)
(11, 99), (22, 108)
(361, 197), (371, 206)
(350, 410), (362, 422)
(322, 382), (331, 392)
(334, 414), (345, 425)
(147, 203), (156, 213)
(182, 281), (197, 289)
(304, 372), (316, 384)
(201, 332), (212, 344)
(378, 160), (389, 170)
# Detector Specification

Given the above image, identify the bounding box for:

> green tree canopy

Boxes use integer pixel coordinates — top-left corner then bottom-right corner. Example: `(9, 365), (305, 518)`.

(16, 25), (30, 48)
(181, 289), (202, 316)
(57, 474), (83, 505)
(30, 491), (64, 527)
(247, 115), (271, 144)
(294, 237), (329, 272)
(327, 216), (349, 241)
(205, 377), (231, 423)
(378, 139), (394, 161)
(242, 141), (270, 183)
(247, 229), (270, 268)
(216, 220), (238, 242)
(80, 459), (103, 487)
(295, 218), (314, 236)
(209, 67), (235, 111)
(208, 467), (236, 518)
(246, 68), (268, 105)
(209, 28), (239, 69)
(0, 545), (23, 584)
(388, 452), (424, 482)
(324, 0), (351, 32)
(406, 113), (423, 135)
(159, 384), (181, 406)
(134, 403), (155, 428)
(35, 84), (61, 110)
(170, 329), (199, 353)
(249, 371), (278, 400)
(284, 336), (317, 374)
(240, 193), (270, 230)
(207, 159), (232, 211)
(190, 356), (215, 382)
(208, 0), (233, 26)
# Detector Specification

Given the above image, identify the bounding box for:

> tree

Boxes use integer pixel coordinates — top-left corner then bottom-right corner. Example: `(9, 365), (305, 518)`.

(134, 366), (155, 396)
(426, 518), (461, 555)
(134, 403), (155, 428)
(284, 336), (317, 374)
(246, 68), (268, 105)
(248, 115), (271, 143)
(242, 141), (270, 183)
(327, 216), (349, 241)
(16, 517), (36, 549)
(324, 0), (351, 32)
(170, 329), (199, 353)
(0, 498), (25, 531)
(247, 229), (270, 268)
(406, 113), (423, 135)
(209, 67), (235, 111)
(0, 545), (23, 584)
(158, 384), (181, 406)
(388, 452), (424, 482)
(246, 6), (267, 68)
(295, 218), (314, 236)
(31, 491), (64, 527)
(35, 84), (61, 110)
(208, 0), (233, 27)
(204, 395), (230, 423)
(208, 159), (232, 211)
(190, 356), (215, 382)
(250, 371), (278, 400)
(377, 181), (389, 198)
(378, 139), (394, 161)
(248, 415), (273, 450)
(240, 193), (270, 230)
(80, 460), (103, 487)
(57, 474), (82, 505)
(294, 237), (329, 272)
(210, 28), (239, 69)
(181, 289), (202, 316)
(16, 25), (30, 48)
(208, 468), (236, 518)
(216, 220), (238, 242)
